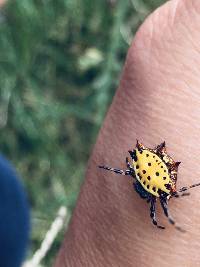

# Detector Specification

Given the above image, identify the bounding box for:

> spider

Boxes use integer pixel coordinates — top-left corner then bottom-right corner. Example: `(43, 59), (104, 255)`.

(99, 140), (200, 232)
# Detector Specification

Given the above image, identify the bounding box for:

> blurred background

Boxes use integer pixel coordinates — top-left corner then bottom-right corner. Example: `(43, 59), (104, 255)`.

(0, 0), (166, 266)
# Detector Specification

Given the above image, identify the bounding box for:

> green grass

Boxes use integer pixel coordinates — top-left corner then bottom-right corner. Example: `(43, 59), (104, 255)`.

(0, 0), (165, 265)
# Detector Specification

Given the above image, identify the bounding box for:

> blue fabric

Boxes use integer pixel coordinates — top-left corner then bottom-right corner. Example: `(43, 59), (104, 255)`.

(0, 155), (30, 267)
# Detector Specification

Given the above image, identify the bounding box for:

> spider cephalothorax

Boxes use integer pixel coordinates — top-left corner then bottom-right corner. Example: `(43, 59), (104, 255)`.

(99, 140), (200, 232)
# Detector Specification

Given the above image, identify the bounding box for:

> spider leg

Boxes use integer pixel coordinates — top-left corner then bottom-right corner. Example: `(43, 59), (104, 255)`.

(128, 150), (137, 161)
(98, 165), (131, 176)
(178, 182), (200, 193)
(150, 196), (165, 229)
(171, 191), (190, 198)
(126, 157), (133, 170)
(159, 197), (185, 232)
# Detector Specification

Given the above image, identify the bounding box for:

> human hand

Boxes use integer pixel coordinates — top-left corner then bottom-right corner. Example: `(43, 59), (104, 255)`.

(55, 1), (200, 266)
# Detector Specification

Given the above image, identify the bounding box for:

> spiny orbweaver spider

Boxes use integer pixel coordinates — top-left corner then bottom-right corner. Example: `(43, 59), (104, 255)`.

(99, 141), (200, 232)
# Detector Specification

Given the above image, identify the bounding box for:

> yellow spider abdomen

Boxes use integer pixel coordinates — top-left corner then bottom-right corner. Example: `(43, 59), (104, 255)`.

(132, 149), (172, 197)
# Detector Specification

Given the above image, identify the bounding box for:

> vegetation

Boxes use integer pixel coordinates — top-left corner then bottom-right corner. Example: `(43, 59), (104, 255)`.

(0, 0), (165, 265)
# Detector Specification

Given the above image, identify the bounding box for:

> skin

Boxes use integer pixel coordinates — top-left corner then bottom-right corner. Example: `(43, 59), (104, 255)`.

(54, 0), (200, 266)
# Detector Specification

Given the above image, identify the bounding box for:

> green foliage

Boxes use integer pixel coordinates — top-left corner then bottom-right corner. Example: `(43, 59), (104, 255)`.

(0, 0), (165, 265)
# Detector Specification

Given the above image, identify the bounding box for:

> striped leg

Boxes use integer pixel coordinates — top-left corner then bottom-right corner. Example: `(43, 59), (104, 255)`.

(160, 197), (185, 232)
(179, 182), (200, 193)
(98, 165), (131, 176)
(128, 150), (137, 161)
(150, 196), (165, 229)
(126, 157), (133, 171)
(171, 191), (190, 198)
